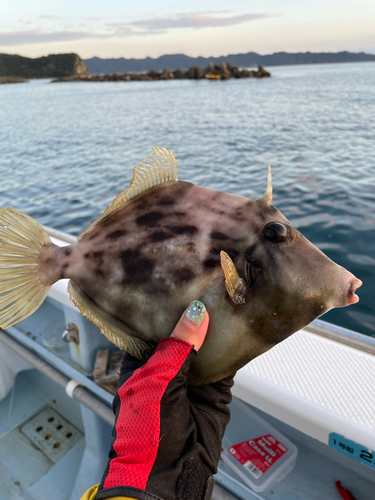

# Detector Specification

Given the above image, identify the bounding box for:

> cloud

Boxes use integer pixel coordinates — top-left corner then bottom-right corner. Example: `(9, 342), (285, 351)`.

(129, 12), (271, 33)
(0, 11), (272, 46)
(0, 30), (110, 46)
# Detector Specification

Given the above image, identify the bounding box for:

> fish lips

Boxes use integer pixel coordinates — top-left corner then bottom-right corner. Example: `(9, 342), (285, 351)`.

(331, 271), (362, 308)
(344, 276), (362, 306)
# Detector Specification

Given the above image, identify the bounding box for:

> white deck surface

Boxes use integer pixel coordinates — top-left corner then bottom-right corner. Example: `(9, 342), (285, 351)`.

(233, 327), (375, 451)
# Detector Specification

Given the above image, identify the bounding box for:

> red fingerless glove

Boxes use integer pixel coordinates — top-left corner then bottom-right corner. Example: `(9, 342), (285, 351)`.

(96, 337), (233, 500)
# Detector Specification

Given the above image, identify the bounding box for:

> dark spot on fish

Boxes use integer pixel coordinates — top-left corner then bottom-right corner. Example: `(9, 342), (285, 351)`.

(120, 248), (139, 262)
(107, 229), (127, 239)
(157, 196), (176, 206)
(136, 212), (164, 226)
(225, 248), (240, 260)
(173, 212), (186, 217)
(203, 258), (219, 269)
(92, 251), (103, 260)
(45, 257), (54, 264)
(135, 200), (149, 212)
(175, 267), (196, 283)
(120, 249), (155, 284)
(233, 207), (246, 221)
(129, 258), (155, 281)
(84, 252), (90, 259)
(63, 247), (72, 256)
(150, 231), (172, 242)
(245, 245), (256, 262)
(211, 231), (229, 240)
(95, 268), (105, 278)
(63, 263), (69, 269)
(170, 225), (197, 235)
(89, 232), (99, 241)
(172, 182), (194, 199)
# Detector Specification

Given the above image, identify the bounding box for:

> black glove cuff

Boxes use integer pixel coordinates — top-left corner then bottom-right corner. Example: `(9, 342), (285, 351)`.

(176, 459), (215, 500)
(96, 485), (164, 500)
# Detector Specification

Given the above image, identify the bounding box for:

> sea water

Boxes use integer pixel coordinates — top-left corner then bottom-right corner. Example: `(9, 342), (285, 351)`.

(0, 62), (374, 336)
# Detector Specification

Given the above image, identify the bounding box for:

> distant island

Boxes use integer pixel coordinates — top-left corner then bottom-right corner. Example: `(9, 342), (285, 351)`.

(52, 63), (271, 83)
(84, 51), (375, 74)
(0, 76), (25, 84)
(0, 53), (88, 79)
(1, 51), (374, 82)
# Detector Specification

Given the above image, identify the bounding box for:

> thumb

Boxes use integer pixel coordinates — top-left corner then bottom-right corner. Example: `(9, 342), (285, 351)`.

(170, 300), (209, 351)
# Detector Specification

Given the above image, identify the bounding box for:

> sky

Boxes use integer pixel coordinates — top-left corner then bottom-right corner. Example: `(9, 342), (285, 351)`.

(0, 0), (374, 60)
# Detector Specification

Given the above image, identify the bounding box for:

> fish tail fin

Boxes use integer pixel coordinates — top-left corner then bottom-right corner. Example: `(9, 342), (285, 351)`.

(0, 207), (52, 328)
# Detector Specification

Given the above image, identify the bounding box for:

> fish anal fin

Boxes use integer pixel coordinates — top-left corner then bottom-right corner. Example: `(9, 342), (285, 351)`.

(67, 281), (155, 360)
(78, 147), (178, 241)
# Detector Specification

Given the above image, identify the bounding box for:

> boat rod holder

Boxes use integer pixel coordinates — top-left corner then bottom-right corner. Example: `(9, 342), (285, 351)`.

(62, 322), (80, 344)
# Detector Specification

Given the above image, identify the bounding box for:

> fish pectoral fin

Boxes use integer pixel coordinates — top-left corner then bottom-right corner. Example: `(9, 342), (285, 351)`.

(220, 251), (247, 305)
(78, 147), (178, 240)
(67, 281), (156, 360)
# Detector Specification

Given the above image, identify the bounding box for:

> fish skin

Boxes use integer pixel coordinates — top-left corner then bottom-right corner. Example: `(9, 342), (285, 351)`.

(38, 179), (360, 385)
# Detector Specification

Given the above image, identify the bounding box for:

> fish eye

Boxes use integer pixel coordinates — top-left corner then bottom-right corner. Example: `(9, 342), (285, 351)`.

(263, 222), (288, 242)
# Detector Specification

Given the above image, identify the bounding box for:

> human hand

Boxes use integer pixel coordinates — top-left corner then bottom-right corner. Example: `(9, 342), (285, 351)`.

(97, 300), (234, 500)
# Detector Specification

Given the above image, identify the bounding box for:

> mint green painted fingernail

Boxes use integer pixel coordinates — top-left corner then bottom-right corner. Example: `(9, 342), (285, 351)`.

(185, 300), (206, 325)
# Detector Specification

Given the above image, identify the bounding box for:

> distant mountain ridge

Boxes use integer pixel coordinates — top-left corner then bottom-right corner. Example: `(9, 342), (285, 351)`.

(0, 53), (89, 78)
(85, 51), (375, 74)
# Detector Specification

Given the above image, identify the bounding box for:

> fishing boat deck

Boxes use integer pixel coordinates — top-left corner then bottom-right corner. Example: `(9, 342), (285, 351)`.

(219, 322), (375, 499)
(235, 320), (375, 450)
(0, 228), (374, 500)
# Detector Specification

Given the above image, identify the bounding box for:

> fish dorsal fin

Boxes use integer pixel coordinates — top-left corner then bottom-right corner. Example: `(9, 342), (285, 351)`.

(78, 146), (178, 241)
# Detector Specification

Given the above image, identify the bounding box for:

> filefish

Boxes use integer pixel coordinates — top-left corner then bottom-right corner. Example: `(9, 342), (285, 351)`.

(0, 147), (362, 385)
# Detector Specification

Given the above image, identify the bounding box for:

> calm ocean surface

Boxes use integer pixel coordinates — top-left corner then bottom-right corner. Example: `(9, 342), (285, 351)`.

(0, 62), (374, 336)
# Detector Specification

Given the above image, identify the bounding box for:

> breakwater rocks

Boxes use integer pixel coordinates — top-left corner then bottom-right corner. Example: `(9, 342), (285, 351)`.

(51, 63), (271, 82)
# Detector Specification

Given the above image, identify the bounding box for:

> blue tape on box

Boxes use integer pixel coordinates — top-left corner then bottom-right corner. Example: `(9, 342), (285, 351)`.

(329, 433), (375, 470)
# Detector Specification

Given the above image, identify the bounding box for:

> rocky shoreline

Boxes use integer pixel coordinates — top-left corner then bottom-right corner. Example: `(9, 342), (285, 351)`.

(0, 76), (26, 84)
(51, 63), (270, 82)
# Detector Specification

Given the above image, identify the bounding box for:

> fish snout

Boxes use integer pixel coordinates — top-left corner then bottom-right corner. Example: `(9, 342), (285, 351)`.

(345, 275), (362, 305)
(337, 271), (362, 307)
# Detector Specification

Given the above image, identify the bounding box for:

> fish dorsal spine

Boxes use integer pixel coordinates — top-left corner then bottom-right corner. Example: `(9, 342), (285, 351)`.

(78, 146), (178, 240)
